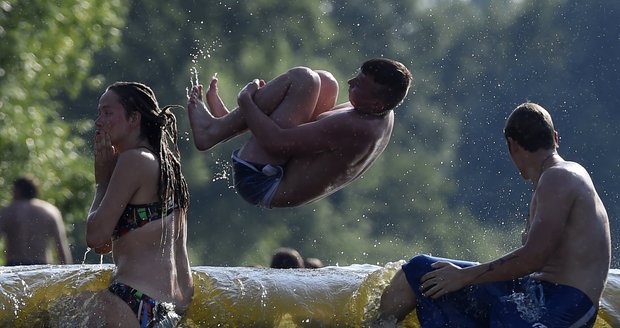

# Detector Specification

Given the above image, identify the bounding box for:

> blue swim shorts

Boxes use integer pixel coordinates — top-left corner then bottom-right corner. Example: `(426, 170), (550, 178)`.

(231, 149), (285, 208)
(402, 254), (598, 328)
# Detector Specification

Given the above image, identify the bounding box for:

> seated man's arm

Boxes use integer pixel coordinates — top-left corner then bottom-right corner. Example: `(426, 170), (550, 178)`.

(421, 168), (574, 298)
(475, 168), (573, 279)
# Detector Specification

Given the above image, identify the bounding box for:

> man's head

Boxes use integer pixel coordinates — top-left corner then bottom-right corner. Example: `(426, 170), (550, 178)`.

(304, 257), (324, 269)
(104, 81), (165, 148)
(350, 58), (412, 113)
(13, 176), (39, 200)
(270, 247), (304, 269)
(504, 102), (557, 152)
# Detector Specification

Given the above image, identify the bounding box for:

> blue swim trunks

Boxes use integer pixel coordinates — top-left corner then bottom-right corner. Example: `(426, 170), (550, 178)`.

(231, 149), (285, 208)
(402, 254), (598, 328)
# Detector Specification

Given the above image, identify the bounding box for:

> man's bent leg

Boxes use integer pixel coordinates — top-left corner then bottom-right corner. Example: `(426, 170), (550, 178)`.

(188, 67), (323, 150)
(312, 70), (339, 120)
(377, 269), (418, 323)
(256, 66), (321, 128)
(187, 83), (237, 151)
(238, 67), (322, 164)
(205, 78), (229, 118)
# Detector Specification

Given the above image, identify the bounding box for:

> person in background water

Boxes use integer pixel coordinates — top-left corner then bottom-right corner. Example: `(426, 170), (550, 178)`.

(304, 257), (324, 269)
(376, 102), (611, 327)
(187, 58), (412, 208)
(268, 247), (324, 269)
(0, 176), (73, 265)
(270, 247), (305, 269)
(86, 82), (193, 327)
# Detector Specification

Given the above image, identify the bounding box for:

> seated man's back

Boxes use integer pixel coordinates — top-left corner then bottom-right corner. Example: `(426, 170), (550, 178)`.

(532, 160), (610, 303)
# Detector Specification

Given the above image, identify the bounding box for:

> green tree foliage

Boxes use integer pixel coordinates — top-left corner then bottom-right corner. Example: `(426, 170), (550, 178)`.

(5, 0), (617, 267)
(73, 0), (506, 266)
(0, 0), (127, 258)
(421, 0), (620, 263)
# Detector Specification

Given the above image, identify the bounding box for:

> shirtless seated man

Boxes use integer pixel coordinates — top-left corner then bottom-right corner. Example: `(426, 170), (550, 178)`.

(375, 102), (611, 327)
(187, 58), (412, 208)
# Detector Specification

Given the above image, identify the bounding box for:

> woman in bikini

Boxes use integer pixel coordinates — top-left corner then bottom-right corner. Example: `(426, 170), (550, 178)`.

(86, 82), (193, 327)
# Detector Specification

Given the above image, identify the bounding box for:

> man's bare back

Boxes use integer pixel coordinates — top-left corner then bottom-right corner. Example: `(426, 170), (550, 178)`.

(0, 198), (72, 265)
(530, 160), (610, 303)
(260, 106), (393, 206)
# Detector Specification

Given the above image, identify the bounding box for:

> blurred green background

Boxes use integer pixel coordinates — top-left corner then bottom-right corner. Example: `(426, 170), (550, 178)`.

(1, 0), (618, 268)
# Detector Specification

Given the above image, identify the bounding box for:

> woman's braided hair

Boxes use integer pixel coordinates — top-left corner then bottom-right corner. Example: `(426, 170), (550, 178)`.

(106, 82), (190, 233)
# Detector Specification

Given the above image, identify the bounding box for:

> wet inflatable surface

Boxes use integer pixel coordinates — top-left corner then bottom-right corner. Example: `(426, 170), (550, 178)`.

(1, 263), (618, 327)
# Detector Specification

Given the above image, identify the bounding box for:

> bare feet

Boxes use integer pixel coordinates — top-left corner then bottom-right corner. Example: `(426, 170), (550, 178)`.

(206, 76), (230, 118)
(187, 85), (219, 151)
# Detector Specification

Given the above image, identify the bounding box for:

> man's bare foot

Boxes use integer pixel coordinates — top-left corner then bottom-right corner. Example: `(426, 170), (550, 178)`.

(187, 85), (220, 151)
(206, 77), (230, 117)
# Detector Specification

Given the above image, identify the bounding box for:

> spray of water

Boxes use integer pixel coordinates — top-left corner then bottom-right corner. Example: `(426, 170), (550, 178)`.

(185, 38), (232, 186)
(186, 38), (221, 98)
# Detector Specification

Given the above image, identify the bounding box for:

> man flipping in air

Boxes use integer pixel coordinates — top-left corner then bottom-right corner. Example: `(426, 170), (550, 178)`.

(187, 58), (412, 208)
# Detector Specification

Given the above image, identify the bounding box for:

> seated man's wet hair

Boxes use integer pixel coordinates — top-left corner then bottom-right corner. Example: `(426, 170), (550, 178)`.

(504, 102), (556, 152)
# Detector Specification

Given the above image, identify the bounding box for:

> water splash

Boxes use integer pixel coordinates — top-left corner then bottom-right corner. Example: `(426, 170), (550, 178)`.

(185, 37), (221, 98)
(501, 292), (545, 323)
(182, 131), (191, 142)
(186, 66), (201, 99)
(211, 157), (231, 183)
(500, 280), (546, 323)
(1, 265), (617, 327)
(81, 248), (90, 265)
(82, 248), (106, 266)
(190, 66), (200, 91)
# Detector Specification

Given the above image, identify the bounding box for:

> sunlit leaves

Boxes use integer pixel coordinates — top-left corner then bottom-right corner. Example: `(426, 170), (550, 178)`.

(0, 0), (127, 248)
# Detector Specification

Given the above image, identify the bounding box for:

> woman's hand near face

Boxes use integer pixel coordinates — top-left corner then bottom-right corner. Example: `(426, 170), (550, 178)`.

(94, 129), (118, 185)
(93, 240), (113, 254)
